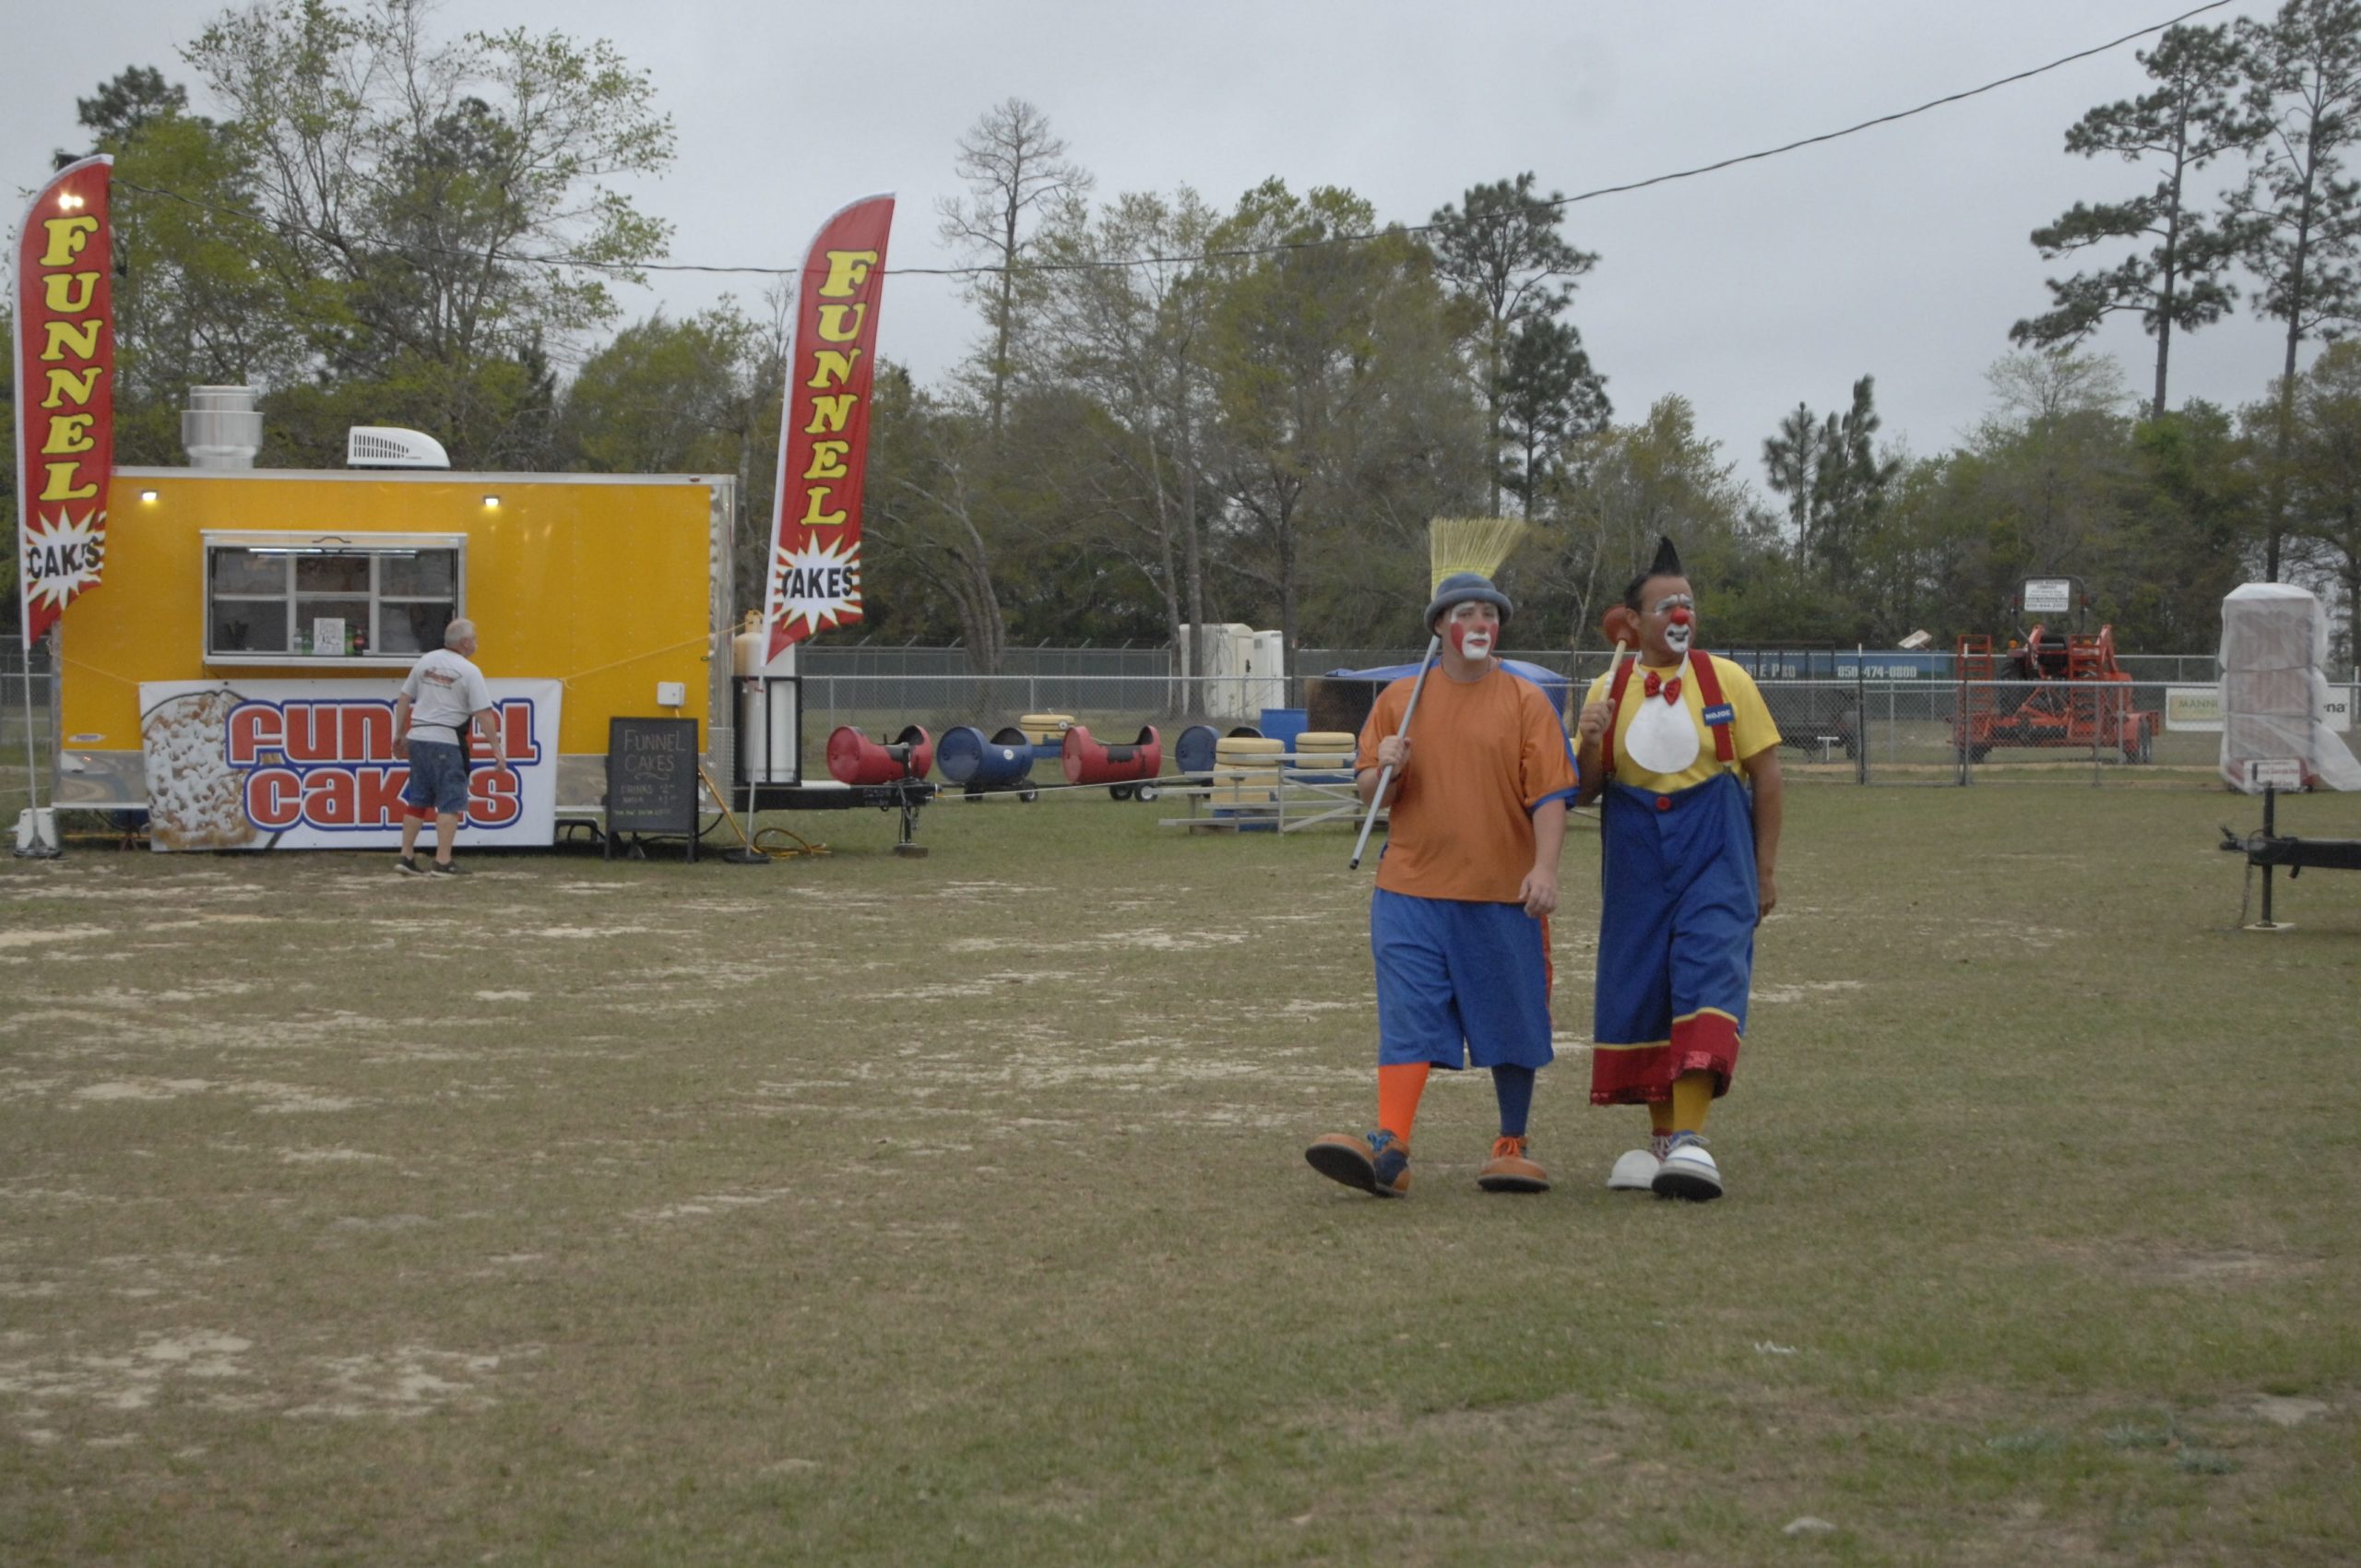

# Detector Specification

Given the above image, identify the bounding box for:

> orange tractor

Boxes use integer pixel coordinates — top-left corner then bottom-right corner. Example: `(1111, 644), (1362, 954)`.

(1954, 582), (2160, 764)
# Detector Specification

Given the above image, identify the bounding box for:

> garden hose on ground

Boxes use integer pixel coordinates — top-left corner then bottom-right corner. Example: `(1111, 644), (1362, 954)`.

(696, 764), (829, 861)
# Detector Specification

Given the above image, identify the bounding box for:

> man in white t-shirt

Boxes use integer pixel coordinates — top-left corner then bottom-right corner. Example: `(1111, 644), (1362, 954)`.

(392, 619), (502, 876)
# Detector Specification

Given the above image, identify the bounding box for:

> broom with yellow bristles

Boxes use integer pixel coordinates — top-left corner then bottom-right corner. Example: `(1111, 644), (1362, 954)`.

(1348, 516), (1534, 869)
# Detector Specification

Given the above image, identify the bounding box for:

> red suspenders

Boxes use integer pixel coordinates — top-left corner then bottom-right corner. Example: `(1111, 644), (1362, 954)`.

(1600, 647), (1733, 782)
(1688, 647), (1738, 765)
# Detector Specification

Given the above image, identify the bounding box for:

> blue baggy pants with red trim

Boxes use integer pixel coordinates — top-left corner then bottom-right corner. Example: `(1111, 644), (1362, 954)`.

(1590, 770), (1758, 1106)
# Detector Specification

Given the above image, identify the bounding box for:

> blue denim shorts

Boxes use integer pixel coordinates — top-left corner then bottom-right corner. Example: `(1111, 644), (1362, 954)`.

(401, 739), (472, 816)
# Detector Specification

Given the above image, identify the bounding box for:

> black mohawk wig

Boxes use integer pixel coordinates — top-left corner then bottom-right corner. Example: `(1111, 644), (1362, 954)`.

(1620, 536), (1686, 610)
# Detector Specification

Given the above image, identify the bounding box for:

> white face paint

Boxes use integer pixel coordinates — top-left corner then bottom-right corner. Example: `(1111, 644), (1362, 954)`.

(1442, 602), (1501, 665)
(1655, 593), (1695, 658)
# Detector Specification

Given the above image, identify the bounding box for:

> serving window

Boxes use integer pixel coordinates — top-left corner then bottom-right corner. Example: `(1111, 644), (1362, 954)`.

(203, 532), (465, 666)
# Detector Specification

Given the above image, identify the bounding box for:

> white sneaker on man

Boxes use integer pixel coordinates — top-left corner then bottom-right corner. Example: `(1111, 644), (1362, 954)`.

(1651, 1133), (1723, 1202)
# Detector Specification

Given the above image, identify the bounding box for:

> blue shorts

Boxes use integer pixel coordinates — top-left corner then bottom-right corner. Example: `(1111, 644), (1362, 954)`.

(1370, 888), (1554, 1070)
(401, 739), (472, 816)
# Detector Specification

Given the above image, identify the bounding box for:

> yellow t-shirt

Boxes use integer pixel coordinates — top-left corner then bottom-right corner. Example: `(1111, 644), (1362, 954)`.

(1584, 652), (1780, 794)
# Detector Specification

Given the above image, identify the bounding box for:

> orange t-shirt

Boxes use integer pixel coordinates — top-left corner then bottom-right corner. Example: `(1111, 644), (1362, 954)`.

(1357, 664), (1580, 903)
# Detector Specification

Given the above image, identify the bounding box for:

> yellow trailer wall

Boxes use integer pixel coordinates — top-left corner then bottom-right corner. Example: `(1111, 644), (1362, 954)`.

(54, 469), (730, 812)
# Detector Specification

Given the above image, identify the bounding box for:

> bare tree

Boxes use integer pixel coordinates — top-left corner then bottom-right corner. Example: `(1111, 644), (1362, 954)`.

(935, 98), (1094, 437)
(1028, 188), (1219, 699)
(1548, 398), (1755, 659)
(1970, 350), (2140, 576)
(864, 373), (1013, 672)
(735, 277), (794, 618)
(1199, 181), (1478, 675)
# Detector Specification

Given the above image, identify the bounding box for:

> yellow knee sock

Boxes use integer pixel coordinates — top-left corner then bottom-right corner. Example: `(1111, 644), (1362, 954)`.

(1649, 1099), (1675, 1136)
(1670, 1071), (1714, 1135)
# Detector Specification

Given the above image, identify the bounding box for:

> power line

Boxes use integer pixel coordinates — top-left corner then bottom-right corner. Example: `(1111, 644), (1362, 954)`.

(104, 1), (2232, 284)
(1534, 0), (2234, 212)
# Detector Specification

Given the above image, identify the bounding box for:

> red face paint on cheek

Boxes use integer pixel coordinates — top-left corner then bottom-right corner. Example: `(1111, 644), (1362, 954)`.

(1448, 622), (1469, 655)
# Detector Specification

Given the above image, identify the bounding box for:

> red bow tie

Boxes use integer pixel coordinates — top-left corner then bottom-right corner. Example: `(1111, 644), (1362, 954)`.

(1643, 671), (1683, 703)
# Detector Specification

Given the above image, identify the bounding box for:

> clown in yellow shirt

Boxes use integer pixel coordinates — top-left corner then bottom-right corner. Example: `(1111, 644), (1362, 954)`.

(1573, 537), (1784, 1202)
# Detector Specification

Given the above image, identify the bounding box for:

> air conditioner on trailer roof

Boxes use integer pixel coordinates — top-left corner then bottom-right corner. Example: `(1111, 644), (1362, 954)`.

(346, 426), (450, 469)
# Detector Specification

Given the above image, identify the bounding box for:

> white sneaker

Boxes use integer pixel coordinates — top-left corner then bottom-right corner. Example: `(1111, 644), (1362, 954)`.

(1652, 1134), (1724, 1202)
(1607, 1148), (1660, 1191)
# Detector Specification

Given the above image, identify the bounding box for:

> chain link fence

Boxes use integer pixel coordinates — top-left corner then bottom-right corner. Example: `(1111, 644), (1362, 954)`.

(801, 645), (1174, 681)
(796, 666), (2353, 790)
(802, 646), (2312, 686)
(11, 642), (2353, 816)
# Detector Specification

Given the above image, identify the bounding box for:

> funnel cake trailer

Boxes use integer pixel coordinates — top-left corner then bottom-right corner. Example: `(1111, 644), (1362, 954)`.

(49, 434), (738, 850)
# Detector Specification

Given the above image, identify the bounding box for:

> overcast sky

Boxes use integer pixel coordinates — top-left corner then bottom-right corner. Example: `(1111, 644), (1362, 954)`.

(6, 0), (2306, 495)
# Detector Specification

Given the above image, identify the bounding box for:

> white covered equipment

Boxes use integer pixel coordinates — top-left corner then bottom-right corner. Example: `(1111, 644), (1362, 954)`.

(2218, 584), (2360, 793)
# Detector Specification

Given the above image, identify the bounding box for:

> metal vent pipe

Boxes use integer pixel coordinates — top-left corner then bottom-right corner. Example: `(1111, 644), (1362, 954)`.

(183, 385), (263, 469)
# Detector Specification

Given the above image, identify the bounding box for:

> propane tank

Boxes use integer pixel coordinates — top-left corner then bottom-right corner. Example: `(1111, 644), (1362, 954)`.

(735, 613), (799, 783)
(733, 612), (767, 678)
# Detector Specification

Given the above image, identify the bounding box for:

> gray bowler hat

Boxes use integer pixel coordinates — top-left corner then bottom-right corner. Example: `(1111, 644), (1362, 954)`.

(1425, 571), (1513, 627)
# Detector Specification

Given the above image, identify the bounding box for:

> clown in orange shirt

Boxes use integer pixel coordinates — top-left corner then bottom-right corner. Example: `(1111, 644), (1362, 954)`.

(1306, 571), (1581, 1198)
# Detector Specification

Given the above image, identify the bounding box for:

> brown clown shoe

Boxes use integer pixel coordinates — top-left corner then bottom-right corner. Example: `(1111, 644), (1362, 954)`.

(1477, 1134), (1550, 1194)
(1305, 1130), (1411, 1197)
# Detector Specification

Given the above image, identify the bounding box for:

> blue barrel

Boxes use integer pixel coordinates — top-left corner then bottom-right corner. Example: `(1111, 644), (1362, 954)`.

(936, 724), (1036, 787)
(1260, 707), (1309, 750)
(1175, 724), (1220, 778)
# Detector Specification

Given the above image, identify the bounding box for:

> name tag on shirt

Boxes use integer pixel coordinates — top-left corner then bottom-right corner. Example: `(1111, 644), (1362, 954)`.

(1702, 703), (1735, 728)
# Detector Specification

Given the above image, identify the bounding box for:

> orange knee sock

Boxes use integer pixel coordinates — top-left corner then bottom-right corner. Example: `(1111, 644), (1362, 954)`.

(1377, 1062), (1431, 1145)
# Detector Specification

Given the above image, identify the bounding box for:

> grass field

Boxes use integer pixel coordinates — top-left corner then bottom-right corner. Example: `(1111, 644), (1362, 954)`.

(3, 782), (2358, 1566)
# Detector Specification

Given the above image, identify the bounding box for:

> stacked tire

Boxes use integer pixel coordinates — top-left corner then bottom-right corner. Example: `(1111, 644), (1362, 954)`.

(1212, 735), (1286, 825)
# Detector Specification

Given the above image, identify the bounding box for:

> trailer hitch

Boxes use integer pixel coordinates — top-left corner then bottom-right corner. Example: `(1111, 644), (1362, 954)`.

(2220, 825), (2361, 877)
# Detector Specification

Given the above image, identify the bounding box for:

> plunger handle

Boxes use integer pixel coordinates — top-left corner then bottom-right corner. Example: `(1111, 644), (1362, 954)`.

(1581, 605), (1642, 764)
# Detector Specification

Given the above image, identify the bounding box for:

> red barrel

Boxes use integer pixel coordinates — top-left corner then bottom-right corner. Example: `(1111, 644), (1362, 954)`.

(825, 724), (934, 785)
(1061, 724), (1162, 786)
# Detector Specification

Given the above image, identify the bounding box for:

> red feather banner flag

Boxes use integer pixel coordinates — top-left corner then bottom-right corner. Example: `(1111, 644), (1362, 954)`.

(764, 193), (895, 661)
(14, 154), (115, 649)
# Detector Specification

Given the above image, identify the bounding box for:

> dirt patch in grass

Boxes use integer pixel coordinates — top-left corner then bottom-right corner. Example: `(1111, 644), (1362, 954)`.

(0, 925), (111, 950)
(2041, 1238), (2325, 1286)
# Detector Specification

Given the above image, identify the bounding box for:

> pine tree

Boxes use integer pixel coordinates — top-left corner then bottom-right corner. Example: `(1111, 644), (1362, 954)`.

(2011, 24), (2260, 419)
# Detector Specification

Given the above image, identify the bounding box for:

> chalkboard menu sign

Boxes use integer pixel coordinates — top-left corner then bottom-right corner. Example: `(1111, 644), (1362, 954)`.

(606, 717), (700, 861)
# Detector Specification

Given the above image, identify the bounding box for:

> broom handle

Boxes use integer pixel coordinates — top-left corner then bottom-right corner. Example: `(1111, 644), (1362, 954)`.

(1348, 634), (1441, 870)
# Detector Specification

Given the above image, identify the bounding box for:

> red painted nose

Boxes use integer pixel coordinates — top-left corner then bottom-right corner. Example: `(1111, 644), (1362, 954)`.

(1669, 607), (1693, 625)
